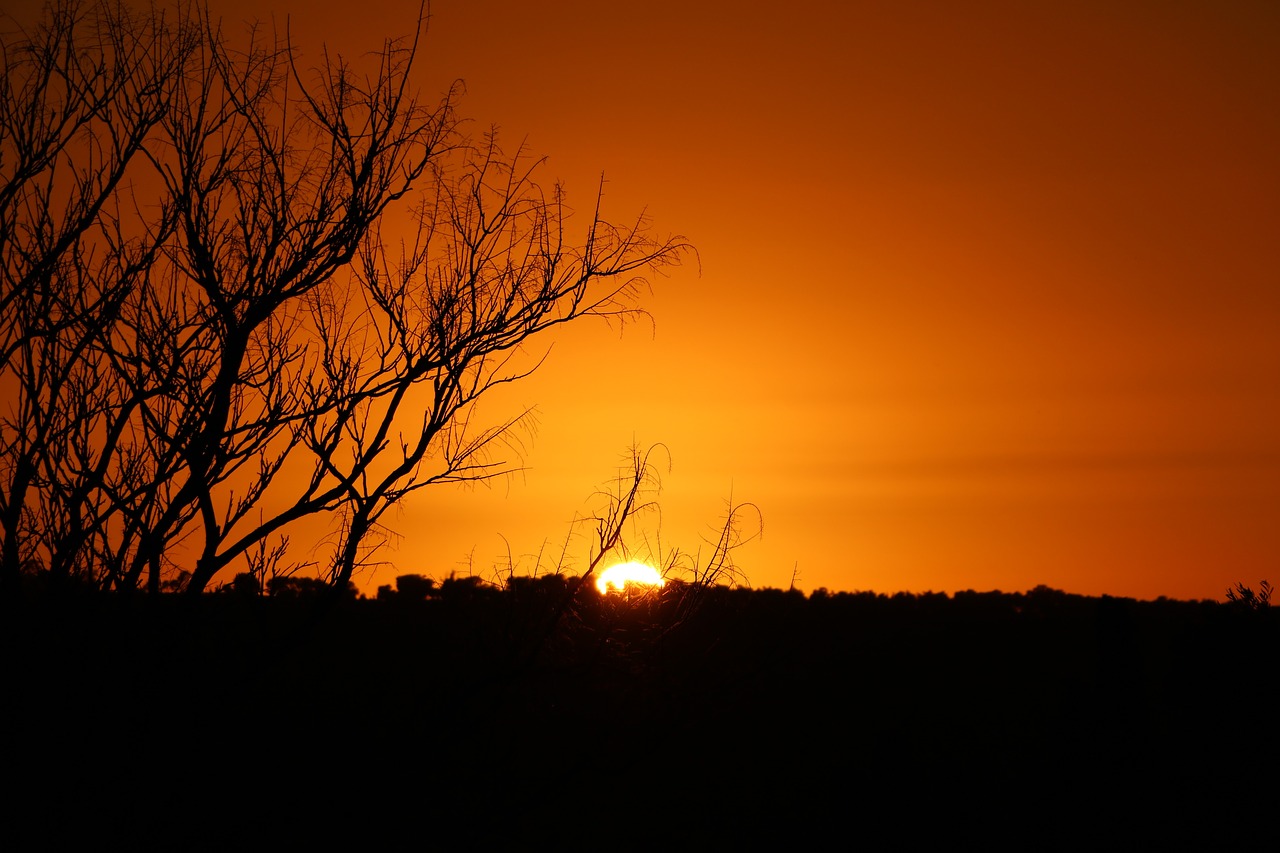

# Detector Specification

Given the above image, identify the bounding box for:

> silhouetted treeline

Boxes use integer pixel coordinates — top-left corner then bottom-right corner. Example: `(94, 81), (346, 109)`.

(4, 577), (1274, 848)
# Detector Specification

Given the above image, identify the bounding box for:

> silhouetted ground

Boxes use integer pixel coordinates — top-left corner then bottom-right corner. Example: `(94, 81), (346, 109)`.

(3, 582), (1275, 849)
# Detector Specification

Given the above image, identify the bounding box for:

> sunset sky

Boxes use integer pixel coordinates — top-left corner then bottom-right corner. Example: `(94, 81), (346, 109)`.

(196, 1), (1278, 601)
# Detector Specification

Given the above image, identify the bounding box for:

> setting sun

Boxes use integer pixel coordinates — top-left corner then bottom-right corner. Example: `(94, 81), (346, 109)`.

(595, 561), (666, 595)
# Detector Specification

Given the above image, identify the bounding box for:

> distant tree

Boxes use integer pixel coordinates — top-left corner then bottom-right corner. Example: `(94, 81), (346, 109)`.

(0, 0), (689, 596)
(229, 571), (261, 597)
(267, 574), (356, 600)
(393, 573), (438, 601)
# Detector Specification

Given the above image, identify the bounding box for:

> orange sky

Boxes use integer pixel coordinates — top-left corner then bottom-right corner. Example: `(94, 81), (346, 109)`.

(203, 0), (1280, 601)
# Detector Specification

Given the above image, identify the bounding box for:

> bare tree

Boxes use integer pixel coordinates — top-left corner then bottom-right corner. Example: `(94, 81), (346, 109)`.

(0, 0), (191, 592)
(0, 0), (690, 596)
(112, 1), (468, 595)
(508, 442), (761, 673)
(305, 136), (686, 590)
(576, 443), (759, 597)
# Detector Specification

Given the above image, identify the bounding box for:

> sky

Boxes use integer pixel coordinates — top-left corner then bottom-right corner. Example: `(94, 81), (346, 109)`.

(155, 1), (1280, 600)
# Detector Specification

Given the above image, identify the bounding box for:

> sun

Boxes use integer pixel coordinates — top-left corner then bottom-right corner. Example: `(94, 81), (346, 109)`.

(595, 561), (666, 595)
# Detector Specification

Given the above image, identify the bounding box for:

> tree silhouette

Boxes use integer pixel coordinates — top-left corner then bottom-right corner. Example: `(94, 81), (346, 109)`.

(0, 0), (689, 595)
(0, 0), (191, 593)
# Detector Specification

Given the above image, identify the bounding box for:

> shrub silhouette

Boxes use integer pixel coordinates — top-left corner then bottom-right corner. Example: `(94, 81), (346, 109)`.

(1225, 579), (1272, 610)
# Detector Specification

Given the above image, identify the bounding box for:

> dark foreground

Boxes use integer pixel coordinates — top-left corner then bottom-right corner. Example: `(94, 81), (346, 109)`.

(3, 582), (1276, 849)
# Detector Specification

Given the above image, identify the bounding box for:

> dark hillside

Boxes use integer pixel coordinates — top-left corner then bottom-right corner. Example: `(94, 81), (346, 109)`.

(3, 584), (1274, 849)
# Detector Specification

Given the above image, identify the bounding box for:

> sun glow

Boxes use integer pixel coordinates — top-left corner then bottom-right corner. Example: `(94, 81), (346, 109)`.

(595, 561), (666, 595)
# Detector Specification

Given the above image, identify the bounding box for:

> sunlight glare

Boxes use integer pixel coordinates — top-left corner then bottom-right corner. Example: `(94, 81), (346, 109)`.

(596, 561), (665, 594)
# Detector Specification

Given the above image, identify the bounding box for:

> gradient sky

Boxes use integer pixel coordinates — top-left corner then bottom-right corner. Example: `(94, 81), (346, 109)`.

(201, 0), (1280, 601)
